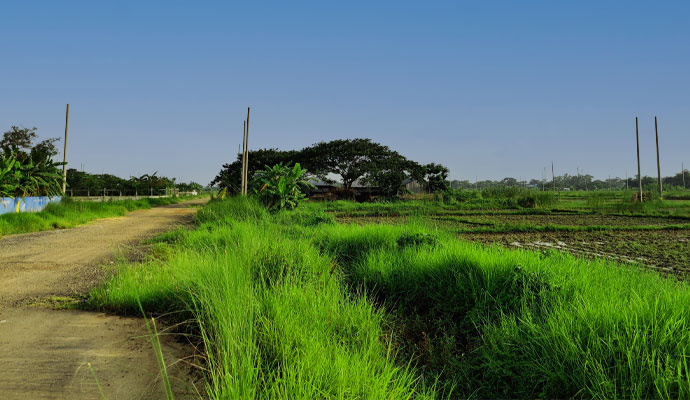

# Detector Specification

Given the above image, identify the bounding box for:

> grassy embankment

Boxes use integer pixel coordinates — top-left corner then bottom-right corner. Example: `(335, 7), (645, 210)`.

(0, 196), (198, 237)
(90, 197), (690, 399)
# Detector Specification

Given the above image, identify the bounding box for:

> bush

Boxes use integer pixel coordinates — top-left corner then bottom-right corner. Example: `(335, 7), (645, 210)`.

(0, 151), (63, 197)
(250, 163), (314, 212)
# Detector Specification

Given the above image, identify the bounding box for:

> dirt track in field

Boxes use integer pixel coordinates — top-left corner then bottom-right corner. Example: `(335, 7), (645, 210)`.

(0, 199), (207, 399)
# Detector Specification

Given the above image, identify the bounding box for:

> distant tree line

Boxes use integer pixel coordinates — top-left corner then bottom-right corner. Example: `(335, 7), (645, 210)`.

(66, 169), (203, 195)
(451, 171), (690, 191)
(211, 138), (450, 197)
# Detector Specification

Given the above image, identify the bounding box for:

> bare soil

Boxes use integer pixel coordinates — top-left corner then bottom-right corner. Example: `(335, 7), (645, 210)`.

(464, 229), (690, 275)
(0, 199), (207, 399)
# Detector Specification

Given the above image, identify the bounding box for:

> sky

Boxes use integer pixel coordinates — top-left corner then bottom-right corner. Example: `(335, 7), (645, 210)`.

(1, 1), (688, 184)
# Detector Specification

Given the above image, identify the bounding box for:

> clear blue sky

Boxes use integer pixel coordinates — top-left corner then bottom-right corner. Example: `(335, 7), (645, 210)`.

(1, 1), (688, 184)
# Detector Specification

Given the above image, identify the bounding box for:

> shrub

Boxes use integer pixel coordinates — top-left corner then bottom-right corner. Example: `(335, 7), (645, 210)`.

(251, 163), (314, 212)
(0, 151), (63, 197)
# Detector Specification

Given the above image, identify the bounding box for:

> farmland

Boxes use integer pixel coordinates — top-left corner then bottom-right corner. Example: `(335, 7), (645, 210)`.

(88, 191), (690, 398)
(325, 191), (690, 275)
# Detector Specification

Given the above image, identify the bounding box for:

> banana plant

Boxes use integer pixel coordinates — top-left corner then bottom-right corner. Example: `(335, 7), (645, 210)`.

(250, 163), (315, 211)
(0, 151), (64, 198)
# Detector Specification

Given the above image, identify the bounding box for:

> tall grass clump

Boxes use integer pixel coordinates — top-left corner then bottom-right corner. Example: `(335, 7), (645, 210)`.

(90, 197), (430, 399)
(313, 223), (690, 398)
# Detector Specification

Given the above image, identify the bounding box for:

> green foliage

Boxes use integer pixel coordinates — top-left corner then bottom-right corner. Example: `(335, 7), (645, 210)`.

(517, 192), (557, 209)
(176, 181), (203, 192)
(90, 197), (430, 399)
(0, 196), (186, 237)
(210, 149), (303, 194)
(421, 163), (450, 192)
(0, 151), (64, 197)
(91, 198), (690, 399)
(361, 150), (420, 197)
(307, 138), (409, 190)
(250, 163), (314, 211)
(66, 169), (184, 194)
(0, 126), (64, 198)
(313, 222), (690, 398)
(482, 186), (525, 199)
(211, 139), (450, 197)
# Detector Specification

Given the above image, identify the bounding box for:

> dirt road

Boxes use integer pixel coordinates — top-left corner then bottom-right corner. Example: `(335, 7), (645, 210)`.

(0, 199), (207, 399)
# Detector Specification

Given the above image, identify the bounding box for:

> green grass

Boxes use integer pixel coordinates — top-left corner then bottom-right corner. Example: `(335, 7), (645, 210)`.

(0, 196), (196, 237)
(311, 190), (690, 219)
(90, 197), (429, 399)
(312, 223), (690, 398)
(89, 197), (690, 398)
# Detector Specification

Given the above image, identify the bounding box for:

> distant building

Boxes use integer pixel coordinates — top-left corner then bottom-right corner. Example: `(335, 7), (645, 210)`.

(306, 178), (384, 201)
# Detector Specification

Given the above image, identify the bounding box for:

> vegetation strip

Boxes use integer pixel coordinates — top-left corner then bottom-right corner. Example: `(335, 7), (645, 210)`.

(89, 197), (690, 398)
(0, 196), (195, 237)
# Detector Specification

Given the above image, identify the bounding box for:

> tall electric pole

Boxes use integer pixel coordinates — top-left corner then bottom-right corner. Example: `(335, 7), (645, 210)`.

(552, 161), (555, 191)
(241, 120), (247, 195)
(655, 116), (662, 197)
(636, 117), (643, 202)
(62, 104), (69, 195)
(244, 107), (250, 195)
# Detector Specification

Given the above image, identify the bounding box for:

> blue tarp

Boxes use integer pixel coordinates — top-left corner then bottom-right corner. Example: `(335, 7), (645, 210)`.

(0, 196), (63, 215)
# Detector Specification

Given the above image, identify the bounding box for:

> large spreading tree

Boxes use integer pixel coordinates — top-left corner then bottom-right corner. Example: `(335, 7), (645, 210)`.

(211, 138), (450, 198)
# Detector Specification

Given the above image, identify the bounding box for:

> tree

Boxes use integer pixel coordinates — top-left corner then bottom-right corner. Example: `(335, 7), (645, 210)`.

(422, 163), (450, 192)
(1, 126), (60, 164)
(177, 181), (203, 192)
(211, 138), (442, 199)
(1, 126), (38, 154)
(211, 149), (303, 194)
(0, 126), (64, 197)
(306, 139), (391, 191)
(362, 151), (419, 197)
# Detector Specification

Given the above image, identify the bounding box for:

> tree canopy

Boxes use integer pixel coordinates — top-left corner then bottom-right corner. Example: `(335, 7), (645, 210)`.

(0, 126), (64, 197)
(211, 138), (451, 198)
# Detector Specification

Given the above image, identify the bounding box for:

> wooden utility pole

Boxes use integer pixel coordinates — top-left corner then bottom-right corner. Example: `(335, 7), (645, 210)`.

(655, 116), (662, 197)
(62, 104), (70, 195)
(241, 120), (247, 195)
(551, 161), (555, 191)
(636, 117), (643, 202)
(244, 107), (251, 195)
(683, 163), (686, 189)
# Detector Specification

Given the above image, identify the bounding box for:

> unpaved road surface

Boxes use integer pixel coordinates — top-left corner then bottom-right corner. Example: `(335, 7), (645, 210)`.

(0, 199), (207, 399)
